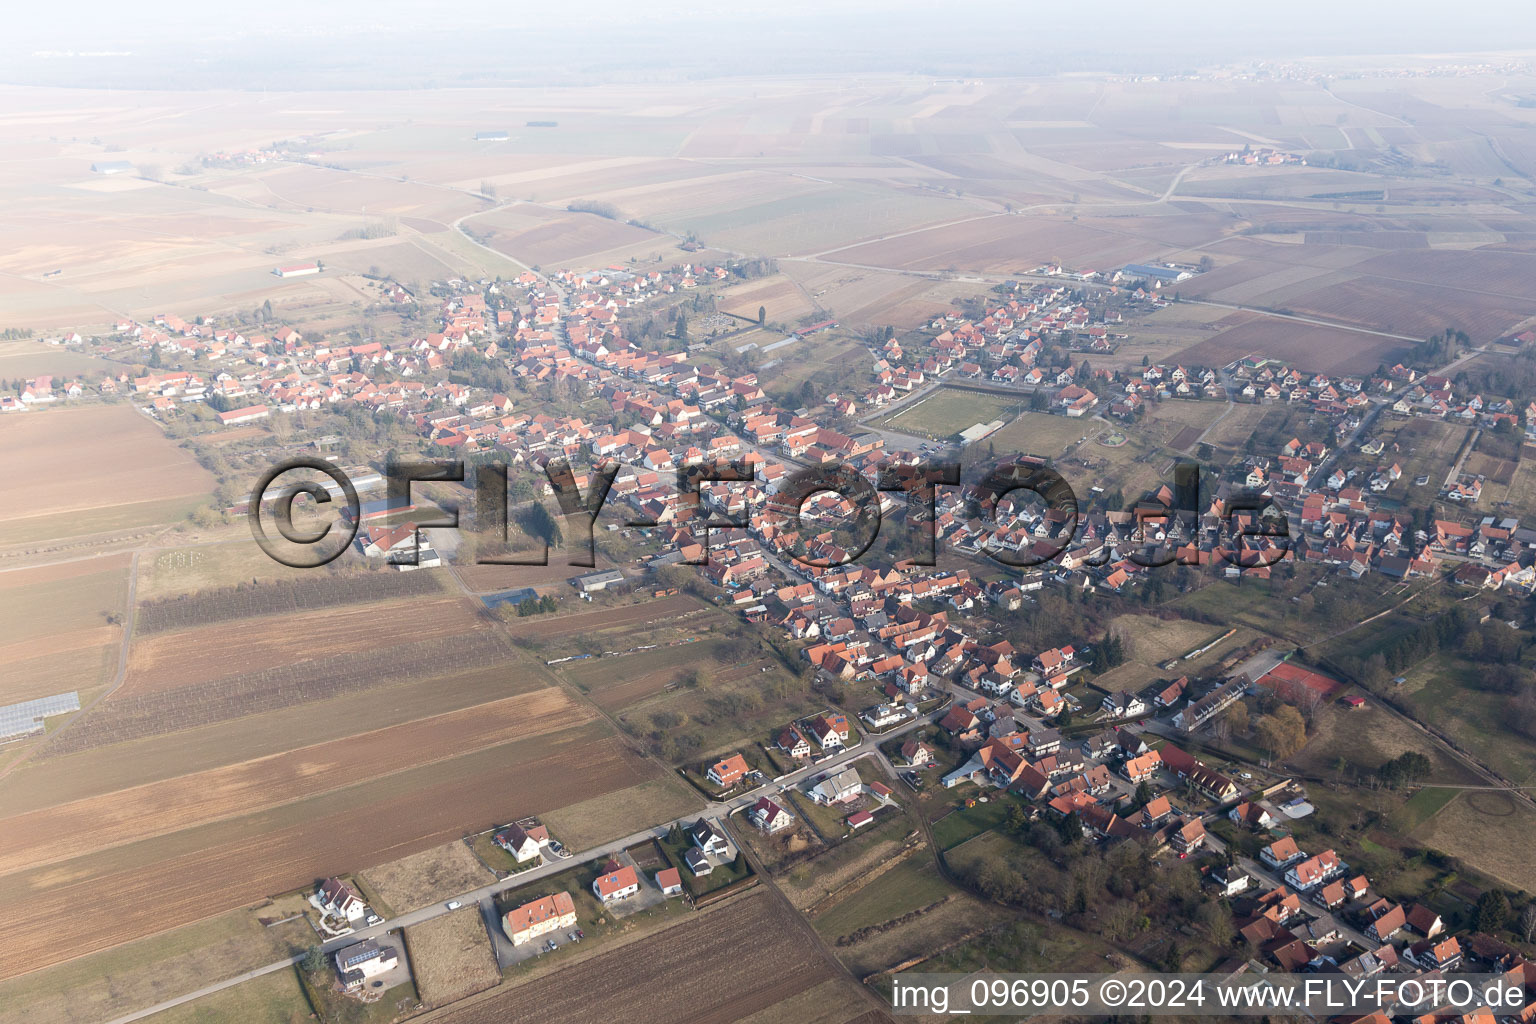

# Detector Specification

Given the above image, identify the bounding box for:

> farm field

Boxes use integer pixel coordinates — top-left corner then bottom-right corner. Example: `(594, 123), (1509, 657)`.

(246, 164), (489, 228)
(145, 967), (312, 1024)
(0, 716), (660, 979)
(811, 857), (956, 944)
(425, 889), (883, 1024)
(462, 204), (662, 268)
(539, 777), (701, 850)
(1481, 451), (1536, 518)
(672, 181), (965, 257)
(135, 537), (315, 599)
(0, 554), (129, 704)
(453, 553), (624, 593)
(831, 214), (1153, 274)
(0, 661), (541, 817)
(0, 404), (214, 545)
(0, 688), (583, 878)
(1372, 417), (1470, 505)
(1139, 399), (1229, 449)
(1396, 654), (1536, 787)
(41, 622), (520, 757)
(404, 908), (502, 1009)
(0, 904), (312, 1024)
(1180, 241), (1536, 342)
(778, 260), (989, 329)
(1172, 313), (1407, 375)
(120, 594), (489, 696)
(873, 387), (1021, 440)
(1286, 699), (1481, 787)
(1103, 615), (1253, 682)
(551, 608), (833, 766)
(1197, 402), (1273, 459)
(499, 592), (707, 642)
(714, 273), (819, 323)
(0, 340), (122, 380)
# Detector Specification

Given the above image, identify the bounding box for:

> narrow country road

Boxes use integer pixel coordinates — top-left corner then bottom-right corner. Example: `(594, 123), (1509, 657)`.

(97, 726), (926, 1024)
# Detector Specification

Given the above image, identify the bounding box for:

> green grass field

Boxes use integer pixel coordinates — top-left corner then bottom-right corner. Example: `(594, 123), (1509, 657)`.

(876, 388), (1022, 439)
(1392, 786), (1459, 832)
(813, 858), (955, 940)
(1398, 654), (1536, 786)
(930, 796), (1013, 850)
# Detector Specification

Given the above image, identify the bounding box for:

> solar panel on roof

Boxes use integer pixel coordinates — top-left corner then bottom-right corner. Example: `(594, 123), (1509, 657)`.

(0, 692), (81, 741)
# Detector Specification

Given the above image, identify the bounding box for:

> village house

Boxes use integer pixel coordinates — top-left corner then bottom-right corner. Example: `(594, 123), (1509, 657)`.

(312, 877), (368, 922)
(504, 891), (578, 945)
(809, 766), (863, 806)
(749, 796), (795, 834)
(334, 940), (398, 990)
(706, 753), (751, 787)
(592, 865), (640, 903)
(494, 821), (550, 863)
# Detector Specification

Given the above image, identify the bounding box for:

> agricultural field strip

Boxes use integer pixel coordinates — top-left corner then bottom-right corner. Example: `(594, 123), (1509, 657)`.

(0, 721), (649, 979)
(40, 629), (521, 756)
(121, 595), (487, 696)
(0, 688), (582, 876)
(134, 570), (445, 635)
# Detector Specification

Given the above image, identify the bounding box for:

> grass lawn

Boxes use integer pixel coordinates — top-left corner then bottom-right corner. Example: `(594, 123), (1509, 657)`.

(657, 830), (752, 896)
(0, 906), (313, 1024)
(986, 410), (1105, 458)
(930, 795), (1014, 850)
(145, 967), (312, 1024)
(812, 858), (955, 940)
(875, 388), (1022, 440)
(469, 833), (547, 876)
(1391, 786), (1459, 832)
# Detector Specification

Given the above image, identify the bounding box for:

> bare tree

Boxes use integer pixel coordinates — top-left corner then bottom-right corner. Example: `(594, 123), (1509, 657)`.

(1519, 903), (1536, 943)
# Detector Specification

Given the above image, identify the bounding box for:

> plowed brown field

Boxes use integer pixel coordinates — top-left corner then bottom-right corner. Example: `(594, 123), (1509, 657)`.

(0, 688), (581, 875)
(0, 721), (653, 979)
(121, 596), (488, 695)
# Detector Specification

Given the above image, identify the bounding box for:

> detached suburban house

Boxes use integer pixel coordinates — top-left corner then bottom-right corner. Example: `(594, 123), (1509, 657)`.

(749, 796), (794, 834)
(592, 865), (640, 903)
(495, 821), (550, 863)
(706, 753), (750, 787)
(809, 766), (862, 805)
(311, 877), (368, 922)
(333, 940), (397, 991)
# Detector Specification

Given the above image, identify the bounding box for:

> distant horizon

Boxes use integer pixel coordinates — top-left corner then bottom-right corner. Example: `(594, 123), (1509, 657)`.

(6, 1), (1536, 90)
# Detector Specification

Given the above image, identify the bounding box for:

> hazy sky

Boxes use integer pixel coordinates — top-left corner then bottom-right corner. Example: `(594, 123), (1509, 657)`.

(6, 0), (1536, 88)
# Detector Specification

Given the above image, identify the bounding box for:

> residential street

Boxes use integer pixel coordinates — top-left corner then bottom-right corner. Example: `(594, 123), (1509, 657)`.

(100, 713), (928, 1024)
